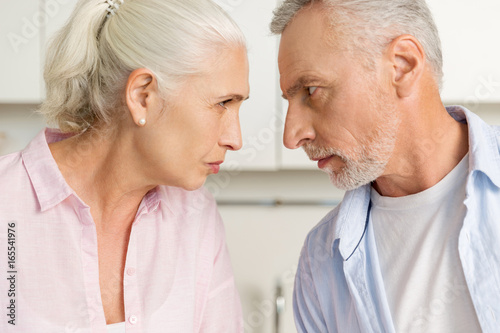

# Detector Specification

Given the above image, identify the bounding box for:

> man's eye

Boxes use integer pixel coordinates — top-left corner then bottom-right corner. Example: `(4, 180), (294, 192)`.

(308, 87), (318, 95)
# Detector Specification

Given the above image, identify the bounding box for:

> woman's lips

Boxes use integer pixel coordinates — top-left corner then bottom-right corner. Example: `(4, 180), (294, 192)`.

(207, 161), (223, 174)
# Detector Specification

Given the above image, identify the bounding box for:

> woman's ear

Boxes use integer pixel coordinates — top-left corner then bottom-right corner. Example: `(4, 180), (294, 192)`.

(386, 34), (426, 98)
(125, 68), (159, 127)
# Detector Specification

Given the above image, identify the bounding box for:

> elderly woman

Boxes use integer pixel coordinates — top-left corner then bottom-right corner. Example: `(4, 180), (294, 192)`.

(0, 0), (248, 332)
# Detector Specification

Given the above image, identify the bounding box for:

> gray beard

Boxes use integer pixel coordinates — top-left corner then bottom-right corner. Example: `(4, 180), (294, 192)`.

(304, 109), (400, 191)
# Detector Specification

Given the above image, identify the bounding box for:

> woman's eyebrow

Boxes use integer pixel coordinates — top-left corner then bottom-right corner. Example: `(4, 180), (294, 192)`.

(217, 94), (250, 102)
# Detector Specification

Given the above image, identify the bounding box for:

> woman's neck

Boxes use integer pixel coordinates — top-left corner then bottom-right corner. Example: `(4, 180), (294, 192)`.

(48, 126), (155, 232)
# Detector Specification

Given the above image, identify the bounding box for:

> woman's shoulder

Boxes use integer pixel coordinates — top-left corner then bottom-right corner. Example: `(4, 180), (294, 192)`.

(0, 149), (22, 166)
(0, 150), (25, 181)
(0, 151), (32, 210)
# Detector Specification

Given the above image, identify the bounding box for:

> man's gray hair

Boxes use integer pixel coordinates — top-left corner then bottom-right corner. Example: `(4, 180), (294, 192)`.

(271, 0), (443, 88)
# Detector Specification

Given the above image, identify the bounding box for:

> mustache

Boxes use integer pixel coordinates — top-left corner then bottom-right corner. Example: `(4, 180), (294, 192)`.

(303, 143), (349, 163)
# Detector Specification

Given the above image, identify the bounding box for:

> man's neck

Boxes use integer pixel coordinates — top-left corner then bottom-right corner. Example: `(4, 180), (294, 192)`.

(373, 105), (469, 197)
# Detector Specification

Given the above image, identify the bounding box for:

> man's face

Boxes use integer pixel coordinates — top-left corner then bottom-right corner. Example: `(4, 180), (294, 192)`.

(278, 5), (400, 190)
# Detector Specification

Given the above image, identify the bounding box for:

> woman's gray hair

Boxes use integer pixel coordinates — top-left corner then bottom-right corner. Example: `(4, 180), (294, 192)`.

(40, 0), (246, 133)
(270, 0), (443, 88)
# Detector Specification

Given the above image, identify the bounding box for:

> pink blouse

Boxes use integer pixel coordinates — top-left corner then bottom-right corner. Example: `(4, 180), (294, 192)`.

(0, 128), (243, 332)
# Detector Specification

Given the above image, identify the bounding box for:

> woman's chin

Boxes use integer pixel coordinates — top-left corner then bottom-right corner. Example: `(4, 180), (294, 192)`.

(178, 177), (207, 192)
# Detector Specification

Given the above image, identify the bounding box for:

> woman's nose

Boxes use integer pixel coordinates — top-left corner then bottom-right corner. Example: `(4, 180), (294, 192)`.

(220, 111), (243, 151)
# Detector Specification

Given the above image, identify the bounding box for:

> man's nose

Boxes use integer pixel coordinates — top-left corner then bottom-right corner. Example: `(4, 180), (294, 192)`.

(283, 103), (315, 149)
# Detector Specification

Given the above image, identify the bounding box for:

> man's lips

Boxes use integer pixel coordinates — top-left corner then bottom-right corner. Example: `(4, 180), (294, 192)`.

(310, 155), (334, 169)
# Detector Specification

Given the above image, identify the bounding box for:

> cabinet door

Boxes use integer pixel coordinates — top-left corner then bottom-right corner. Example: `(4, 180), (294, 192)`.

(0, 1), (42, 103)
(215, 0), (279, 171)
(41, 0), (78, 98)
(427, 0), (500, 103)
(219, 204), (334, 333)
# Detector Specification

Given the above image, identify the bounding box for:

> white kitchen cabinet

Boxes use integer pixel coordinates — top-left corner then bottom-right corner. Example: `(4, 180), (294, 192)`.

(42, 0), (76, 42)
(215, 0), (280, 171)
(427, 0), (500, 103)
(207, 170), (343, 332)
(0, 1), (42, 103)
(219, 204), (334, 333)
(280, 146), (317, 170)
(0, 105), (46, 156)
(40, 0), (78, 98)
(0, 0), (76, 103)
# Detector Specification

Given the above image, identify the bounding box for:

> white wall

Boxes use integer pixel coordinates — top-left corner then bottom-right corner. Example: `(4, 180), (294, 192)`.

(0, 104), (45, 156)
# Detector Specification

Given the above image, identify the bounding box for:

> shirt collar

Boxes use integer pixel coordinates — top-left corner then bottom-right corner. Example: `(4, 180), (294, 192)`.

(22, 128), (163, 214)
(336, 184), (371, 260)
(447, 105), (500, 188)
(136, 186), (162, 216)
(21, 128), (76, 212)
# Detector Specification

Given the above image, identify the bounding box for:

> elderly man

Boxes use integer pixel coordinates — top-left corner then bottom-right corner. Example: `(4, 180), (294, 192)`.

(271, 1), (500, 332)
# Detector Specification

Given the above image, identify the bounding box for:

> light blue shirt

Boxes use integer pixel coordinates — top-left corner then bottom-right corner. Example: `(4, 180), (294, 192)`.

(293, 106), (500, 333)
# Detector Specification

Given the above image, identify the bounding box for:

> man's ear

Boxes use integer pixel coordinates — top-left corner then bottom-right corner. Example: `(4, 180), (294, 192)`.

(386, 34), (425, 98)
(125, 68), (159, 126)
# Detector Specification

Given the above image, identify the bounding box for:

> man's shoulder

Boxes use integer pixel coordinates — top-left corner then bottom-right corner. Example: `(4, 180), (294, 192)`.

(301, 197), (355, 258)
(451, 105), (500, 143)
(305, 204), (342, 244)
(490, 124), (500, 139)
(457, 106), (500, 186)
(301, 185), (371, 260)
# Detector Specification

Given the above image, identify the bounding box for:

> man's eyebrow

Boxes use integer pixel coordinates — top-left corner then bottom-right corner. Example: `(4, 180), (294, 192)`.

(282, 76), (321, 100)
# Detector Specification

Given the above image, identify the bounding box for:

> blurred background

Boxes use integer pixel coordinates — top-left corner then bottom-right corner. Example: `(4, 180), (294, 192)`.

(1, 0), (499, 332)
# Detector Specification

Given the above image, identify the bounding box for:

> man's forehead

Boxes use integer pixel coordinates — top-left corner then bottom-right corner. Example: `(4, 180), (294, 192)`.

(278, 7), (334, 68)
(278, 38), (333, 82)
(280, 5), (329, 46)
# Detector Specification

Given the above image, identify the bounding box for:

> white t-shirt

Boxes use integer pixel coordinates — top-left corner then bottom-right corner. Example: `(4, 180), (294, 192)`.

(371, 154), (482, 333)
(106, 322), (125, 333)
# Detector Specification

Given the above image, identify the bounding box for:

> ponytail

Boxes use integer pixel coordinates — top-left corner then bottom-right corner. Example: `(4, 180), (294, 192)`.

(39, 0), (246, 133)
(41, 1), (113, 132)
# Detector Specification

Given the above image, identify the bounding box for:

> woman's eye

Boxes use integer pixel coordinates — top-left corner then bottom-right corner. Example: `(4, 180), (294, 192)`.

(218, 99), (232, 109)
(308, 86), (318, 95)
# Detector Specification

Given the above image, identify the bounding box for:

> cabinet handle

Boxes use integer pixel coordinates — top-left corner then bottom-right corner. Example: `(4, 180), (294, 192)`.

(275, 284), (286, 333)
(216, 199), (339, 207)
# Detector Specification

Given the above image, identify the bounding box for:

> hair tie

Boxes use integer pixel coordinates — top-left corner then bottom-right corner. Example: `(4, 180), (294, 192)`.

(105, 0), (124, 18)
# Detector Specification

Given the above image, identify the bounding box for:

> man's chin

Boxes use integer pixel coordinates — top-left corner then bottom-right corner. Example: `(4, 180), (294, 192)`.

(324, 168), (378, 191)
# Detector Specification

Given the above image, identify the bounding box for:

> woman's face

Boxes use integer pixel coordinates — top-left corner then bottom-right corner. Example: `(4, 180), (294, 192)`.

(139, 47), (249, 190)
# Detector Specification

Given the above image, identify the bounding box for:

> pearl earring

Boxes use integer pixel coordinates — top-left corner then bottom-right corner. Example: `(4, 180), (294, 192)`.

(138, 118), (146, 126)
